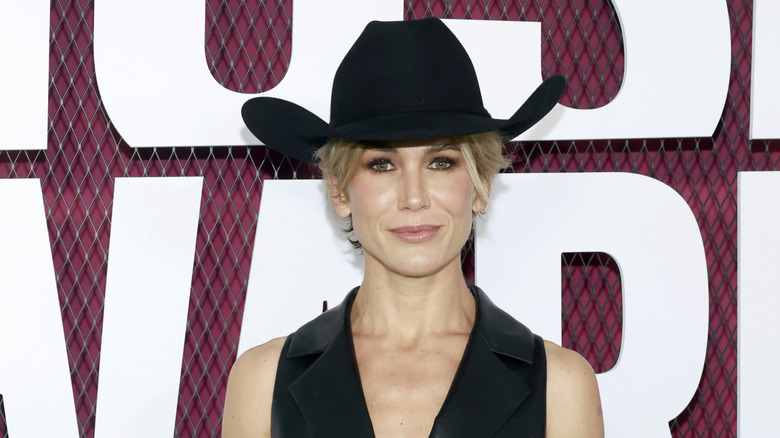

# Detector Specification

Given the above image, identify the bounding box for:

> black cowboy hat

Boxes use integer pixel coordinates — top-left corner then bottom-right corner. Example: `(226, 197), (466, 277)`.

(242, 17), (565, 163)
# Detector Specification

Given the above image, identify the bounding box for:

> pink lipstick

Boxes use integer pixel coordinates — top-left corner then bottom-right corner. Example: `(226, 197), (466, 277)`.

(389, 225), (441, 243)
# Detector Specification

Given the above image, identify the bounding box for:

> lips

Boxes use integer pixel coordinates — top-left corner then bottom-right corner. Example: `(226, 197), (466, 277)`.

(389, 225), (441, 243)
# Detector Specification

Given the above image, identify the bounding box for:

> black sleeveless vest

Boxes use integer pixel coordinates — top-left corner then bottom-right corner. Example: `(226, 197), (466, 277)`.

(271, 286), (546, 437)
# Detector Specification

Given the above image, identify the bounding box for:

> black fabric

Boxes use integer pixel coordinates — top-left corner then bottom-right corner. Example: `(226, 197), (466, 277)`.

(271, 286), (547, 437)
(241, 17), (565, 163)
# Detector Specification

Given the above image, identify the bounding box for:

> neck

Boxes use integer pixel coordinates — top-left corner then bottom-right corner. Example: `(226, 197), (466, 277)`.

(350, 256), (475, 343)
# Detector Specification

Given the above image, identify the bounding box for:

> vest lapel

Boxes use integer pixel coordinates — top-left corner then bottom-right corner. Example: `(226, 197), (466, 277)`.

(283, 286), (537, 438)
(429, 287), (537, 437)
(286, 289), (376, 437)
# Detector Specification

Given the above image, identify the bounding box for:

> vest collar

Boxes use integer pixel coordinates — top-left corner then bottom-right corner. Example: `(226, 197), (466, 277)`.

(284, 285), (539, 438)
(288, 285), (535, 362)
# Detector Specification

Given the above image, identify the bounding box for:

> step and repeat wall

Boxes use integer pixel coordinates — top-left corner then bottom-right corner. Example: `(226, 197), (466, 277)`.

(0, 0), (771, 436)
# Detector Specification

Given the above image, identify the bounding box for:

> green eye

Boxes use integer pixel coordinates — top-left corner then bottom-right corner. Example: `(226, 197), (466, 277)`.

(430, 158), (453, 170)
(368, 159), (394, 172)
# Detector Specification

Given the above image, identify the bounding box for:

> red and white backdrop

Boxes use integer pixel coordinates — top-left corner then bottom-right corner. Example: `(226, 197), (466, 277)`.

(0, 0), (764, 436)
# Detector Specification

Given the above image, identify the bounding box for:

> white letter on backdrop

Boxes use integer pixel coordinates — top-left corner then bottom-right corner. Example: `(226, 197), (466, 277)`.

(238, 180), (363, 354)
(738, 171), (780, 436)
(94, 177), (202, 438)
(93, 0), (399, 147)
(521, 0), (731, 140)
(0, 180), (79, 437)
(475, 173), (708, 437)
(750, 0), (780, 139)
(0, 0), (49, 150)
(95, 0), (729, 147)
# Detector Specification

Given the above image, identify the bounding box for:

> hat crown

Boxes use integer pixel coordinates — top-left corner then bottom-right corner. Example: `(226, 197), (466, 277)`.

(330, 18), (489, 127)
(241, 17), (565, 162)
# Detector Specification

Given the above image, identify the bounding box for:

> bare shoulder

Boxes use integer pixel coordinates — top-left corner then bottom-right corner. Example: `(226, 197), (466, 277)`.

(543, 340), (604, 438)
(222, 337), (287, 438)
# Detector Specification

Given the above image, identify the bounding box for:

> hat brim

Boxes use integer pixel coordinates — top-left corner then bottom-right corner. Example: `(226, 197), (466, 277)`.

(242, 75), (565, 163)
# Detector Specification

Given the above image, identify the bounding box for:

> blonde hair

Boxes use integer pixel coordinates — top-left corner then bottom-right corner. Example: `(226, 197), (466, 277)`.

(315, 131), (507, 204)
(314, 132), (508, 249)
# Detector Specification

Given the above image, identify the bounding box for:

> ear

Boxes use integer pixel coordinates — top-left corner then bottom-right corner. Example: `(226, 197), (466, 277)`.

(472, 179), (490, 214)
(327, 174), (352, 219)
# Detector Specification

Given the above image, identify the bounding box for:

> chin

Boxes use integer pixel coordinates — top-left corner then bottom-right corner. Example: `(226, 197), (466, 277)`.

(360, 234), (467, 278)
(388, 251), (460, 278)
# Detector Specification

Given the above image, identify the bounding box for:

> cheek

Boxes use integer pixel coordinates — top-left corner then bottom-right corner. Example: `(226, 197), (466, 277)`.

(442, 177), (477, 215)
(346, 180), (394, 224)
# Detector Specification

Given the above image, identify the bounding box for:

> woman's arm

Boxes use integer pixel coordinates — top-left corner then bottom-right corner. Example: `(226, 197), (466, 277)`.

(222, 337), (286, 438)
(544, 340), (605, 438)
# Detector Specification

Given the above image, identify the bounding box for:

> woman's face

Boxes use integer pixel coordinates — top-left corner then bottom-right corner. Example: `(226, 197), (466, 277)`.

(330, 138), (487, 279)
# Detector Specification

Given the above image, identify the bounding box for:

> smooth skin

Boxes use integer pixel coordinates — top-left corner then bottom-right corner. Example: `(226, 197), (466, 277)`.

(223, 140), (604, 437)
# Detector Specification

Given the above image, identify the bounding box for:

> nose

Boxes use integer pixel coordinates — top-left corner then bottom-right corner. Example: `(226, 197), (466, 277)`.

(398, 168), (430, 211)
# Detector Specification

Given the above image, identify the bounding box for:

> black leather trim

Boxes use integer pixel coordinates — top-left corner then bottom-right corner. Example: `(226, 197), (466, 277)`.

(287, 285), (535, 362)
(276, 285), (542, 438)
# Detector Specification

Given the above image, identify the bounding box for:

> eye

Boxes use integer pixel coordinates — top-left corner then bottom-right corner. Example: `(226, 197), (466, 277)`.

(367, 158), (395, 172)
(429, 157), (455, 170)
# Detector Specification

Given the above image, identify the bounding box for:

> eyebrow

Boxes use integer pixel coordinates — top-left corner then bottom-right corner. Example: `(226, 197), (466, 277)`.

(366, 146), (397, 153)
(364, 143), (460, 153)
(427, 144), (460, 153)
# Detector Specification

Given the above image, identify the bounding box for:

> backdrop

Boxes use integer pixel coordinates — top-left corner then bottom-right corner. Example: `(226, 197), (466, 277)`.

(0, 0), (754, 436)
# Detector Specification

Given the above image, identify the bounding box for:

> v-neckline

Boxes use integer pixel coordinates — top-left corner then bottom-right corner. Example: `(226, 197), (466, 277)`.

(343, 287), (480, 438)
(284, 286), (538, 438)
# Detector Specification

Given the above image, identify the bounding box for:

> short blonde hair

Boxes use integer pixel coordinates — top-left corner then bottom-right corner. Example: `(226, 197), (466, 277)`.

(315, 131), (507, 204)
(315, 132), (508, 249)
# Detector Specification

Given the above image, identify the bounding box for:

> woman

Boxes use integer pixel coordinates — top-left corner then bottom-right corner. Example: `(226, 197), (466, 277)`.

(224, 17), (603, 438)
